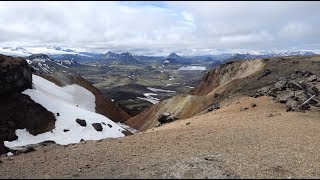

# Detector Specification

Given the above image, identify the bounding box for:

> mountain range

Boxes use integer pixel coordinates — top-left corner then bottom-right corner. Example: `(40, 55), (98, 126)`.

(1, 46), (319, 64)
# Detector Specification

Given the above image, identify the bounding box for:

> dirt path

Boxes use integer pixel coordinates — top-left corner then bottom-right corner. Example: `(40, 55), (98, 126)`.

(1, 96), (320, 179)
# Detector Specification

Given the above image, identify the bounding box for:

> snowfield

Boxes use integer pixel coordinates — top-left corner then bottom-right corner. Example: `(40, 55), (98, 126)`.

(178, 66), (206, 71)
(147, 87), (175, 93)
(137, 93), (160, 104)
(4, 75), (126, 148)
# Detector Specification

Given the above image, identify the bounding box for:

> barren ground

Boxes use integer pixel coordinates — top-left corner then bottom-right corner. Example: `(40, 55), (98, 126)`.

(1, 95), (319, 179)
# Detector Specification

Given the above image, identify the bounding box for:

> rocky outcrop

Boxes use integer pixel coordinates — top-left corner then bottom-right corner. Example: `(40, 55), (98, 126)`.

(158, 112), (178, 124)
(0, 54), (32, 95)
(39, 72), (131, 123)
(252, 70), (320, 112)
(0, 54), (56, 154)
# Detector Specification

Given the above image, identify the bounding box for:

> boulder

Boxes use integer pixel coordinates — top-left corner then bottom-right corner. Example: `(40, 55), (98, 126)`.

(287, 81), (303, 90)
(158, 112), (177, 124)
(268, 88), (278, 97)
(252, 87), (271, 98)
(276, 91), (294, 103)
(92, 123), (103, 131)
(158, 112), (171, 123)
(294, 90), (308, 103)
(274, 81), (287, 91)
(0, 54), (32, 95)
(76, 119), (87, 127)
(286, 99), (299, 110)
(308, 75), (318, 82)
(208, 102), (220, 112)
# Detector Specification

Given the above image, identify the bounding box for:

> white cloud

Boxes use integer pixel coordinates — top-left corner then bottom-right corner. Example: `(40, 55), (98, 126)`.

(0, 1), (320, 55)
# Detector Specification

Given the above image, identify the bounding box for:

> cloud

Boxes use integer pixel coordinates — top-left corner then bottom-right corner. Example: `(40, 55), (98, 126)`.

(0, 1), (320, 55)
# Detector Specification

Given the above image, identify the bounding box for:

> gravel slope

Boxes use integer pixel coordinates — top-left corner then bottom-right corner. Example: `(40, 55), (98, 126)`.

(0, 96), (320, 179)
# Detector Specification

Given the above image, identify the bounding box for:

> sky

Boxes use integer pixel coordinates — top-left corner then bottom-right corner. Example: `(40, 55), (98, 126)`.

(0, 1), (320, 55)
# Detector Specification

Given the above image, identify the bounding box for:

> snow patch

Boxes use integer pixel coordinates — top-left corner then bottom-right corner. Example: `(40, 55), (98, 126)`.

(147, 87), (175, 93)
(137, 93), (160, 104)
(4, 75), (126, 148)
(178, 66), (206, 71)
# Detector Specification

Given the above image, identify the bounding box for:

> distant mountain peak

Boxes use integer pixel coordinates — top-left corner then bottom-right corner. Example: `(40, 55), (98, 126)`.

(167, 52), (181, 60)
(27, 53), (51, 60)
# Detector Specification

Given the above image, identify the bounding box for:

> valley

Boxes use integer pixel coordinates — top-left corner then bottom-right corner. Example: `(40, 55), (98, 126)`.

(1, 49), (320, 179)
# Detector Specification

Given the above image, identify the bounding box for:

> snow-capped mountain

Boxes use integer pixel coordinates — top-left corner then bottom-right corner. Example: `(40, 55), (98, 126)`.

(104, 51), (142, 64)
(224, 50), (320, 62)
(105, 51), (120, 60)
(26, 54), (79, 73)
(0, 47), (83, 57)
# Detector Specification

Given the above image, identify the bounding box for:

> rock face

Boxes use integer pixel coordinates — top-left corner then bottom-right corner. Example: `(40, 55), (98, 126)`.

(0, 54), (32, 95)
(0, 54), (56, 155)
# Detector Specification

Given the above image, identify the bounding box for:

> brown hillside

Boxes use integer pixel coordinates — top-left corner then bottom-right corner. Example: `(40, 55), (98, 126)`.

(126, 55), (320, 131)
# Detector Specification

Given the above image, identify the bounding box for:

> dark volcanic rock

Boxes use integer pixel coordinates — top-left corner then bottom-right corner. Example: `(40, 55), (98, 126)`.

(258, 69), (271, 80)
(8, 121), (16, 128)
(76, 119), (87, 127)
(7, 132), (18, 141)
(0, 93), (56, 136)
(0, 54), (56, 154)
(92, 123), (103, 131)
(158, 112), (177, 124)
(0, 54), (32, 95)
(0, 141), (9, 154)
